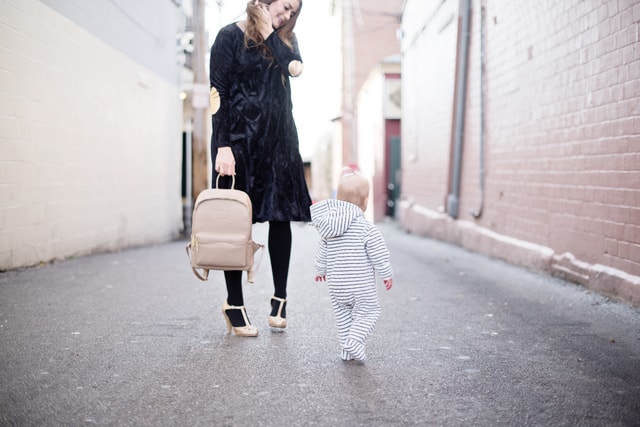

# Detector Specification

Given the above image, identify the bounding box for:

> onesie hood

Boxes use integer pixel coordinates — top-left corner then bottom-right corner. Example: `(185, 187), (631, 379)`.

(310, 199), (363, 239)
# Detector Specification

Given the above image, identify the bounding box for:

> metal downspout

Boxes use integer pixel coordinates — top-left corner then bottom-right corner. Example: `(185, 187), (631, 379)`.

(446, 0), (472, 219)
(471, 2), (486, 219)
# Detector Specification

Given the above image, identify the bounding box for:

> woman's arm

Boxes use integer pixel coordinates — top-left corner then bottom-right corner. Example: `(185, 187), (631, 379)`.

(265, 32), (304, 77)
(253, 1), (303, 77)
(209, 27), (237, 175)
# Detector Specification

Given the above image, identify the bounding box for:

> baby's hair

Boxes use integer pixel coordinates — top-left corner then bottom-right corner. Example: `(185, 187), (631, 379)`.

(337, 171), (369, 208)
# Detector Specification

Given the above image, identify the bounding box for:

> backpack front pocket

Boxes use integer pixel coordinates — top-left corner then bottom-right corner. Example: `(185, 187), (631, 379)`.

(192, 233), (251, 270)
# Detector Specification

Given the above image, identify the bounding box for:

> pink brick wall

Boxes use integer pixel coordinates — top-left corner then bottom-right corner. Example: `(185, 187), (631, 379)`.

(401, 0), (640, 280)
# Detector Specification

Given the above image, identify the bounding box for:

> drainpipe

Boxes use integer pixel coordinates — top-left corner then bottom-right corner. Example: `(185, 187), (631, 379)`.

(471, 2), (486, 219)
(184, 119), (193, 236)
(446, 0), (472, 219)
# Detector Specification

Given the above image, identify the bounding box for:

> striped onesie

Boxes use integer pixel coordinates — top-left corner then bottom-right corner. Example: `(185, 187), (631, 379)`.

(311, 199), (393, 361)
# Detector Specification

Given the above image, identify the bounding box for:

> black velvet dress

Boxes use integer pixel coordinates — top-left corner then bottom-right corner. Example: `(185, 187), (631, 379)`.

(209, 23), (312, 223)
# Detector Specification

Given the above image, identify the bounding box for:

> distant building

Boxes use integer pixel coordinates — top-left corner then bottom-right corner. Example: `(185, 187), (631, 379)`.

(317, 0), (403, 221)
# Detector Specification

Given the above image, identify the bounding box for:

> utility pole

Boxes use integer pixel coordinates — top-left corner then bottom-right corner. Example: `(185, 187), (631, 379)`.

(191, 0), (209, 199)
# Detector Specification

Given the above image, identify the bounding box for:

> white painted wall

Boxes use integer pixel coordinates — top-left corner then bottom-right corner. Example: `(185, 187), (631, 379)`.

(0, 0), (183, 269)
(356, 71), (385, 223)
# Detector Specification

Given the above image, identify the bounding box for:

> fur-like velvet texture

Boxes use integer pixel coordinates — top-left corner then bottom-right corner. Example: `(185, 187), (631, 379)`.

(210, 23), (312, 223)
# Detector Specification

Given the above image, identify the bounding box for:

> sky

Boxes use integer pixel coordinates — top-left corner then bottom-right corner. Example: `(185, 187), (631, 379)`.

(205, 0), (342, 159)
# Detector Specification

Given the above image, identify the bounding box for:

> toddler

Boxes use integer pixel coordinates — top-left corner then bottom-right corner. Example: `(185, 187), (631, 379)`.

(310, 171), (393, 362)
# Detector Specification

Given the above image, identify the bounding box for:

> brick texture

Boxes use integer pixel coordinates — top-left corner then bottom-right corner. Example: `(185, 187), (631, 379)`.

(401, 0), (640, 285)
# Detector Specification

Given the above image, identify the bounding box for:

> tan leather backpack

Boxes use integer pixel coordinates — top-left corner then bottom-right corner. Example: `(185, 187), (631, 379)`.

(186, 176), (262, 282)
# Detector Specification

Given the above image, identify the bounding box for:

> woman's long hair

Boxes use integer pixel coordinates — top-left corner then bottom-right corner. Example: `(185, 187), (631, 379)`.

(244, 0), (302, 57)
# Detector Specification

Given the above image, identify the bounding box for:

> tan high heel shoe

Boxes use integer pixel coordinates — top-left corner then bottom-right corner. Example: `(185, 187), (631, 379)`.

(268, 296), (287, 329)
(222, 301), (258, 337)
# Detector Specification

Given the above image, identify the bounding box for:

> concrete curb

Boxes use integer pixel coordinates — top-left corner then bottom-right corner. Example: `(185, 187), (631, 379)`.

(398, 200), (640, 307)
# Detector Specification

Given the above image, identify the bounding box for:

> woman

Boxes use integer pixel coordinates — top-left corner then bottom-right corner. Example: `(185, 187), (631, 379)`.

(209, 0), (311, 336)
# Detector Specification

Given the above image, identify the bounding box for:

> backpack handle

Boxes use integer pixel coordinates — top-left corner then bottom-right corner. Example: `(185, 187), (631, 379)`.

(215, 174), (235, 190)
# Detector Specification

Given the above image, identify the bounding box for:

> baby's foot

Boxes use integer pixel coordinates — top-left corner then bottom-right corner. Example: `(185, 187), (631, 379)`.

(343, 339), (366, 362)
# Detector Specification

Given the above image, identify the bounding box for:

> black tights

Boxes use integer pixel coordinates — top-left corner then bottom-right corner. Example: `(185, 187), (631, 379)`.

(225, 221), (291, 306)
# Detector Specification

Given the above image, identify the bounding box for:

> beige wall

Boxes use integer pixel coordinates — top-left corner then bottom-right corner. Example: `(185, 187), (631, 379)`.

(339, 0), (404, 166)
(355, 60), (402, 222)
(356, 69), (385, 223)
(400, 0), (640, 305)
(0, 0), (183, 269)
(401, 0), (459, 210)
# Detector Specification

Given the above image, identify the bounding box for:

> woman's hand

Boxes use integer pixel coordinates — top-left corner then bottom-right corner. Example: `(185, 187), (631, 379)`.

(253, 0), (274, 39)
(215, 146), (235, 176)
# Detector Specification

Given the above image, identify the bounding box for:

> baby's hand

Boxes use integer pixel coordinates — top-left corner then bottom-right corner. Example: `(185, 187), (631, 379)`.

(315, 275), (326, 282)
(384, 278), (393, 290)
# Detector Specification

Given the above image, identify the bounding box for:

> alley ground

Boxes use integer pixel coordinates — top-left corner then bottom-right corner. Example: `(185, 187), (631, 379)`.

(1, 221), (639, 426)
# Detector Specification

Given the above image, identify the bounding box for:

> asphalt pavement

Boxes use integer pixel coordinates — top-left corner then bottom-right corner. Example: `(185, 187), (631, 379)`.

(1, 221), (639, 427)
